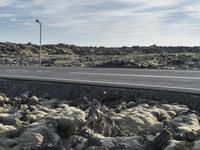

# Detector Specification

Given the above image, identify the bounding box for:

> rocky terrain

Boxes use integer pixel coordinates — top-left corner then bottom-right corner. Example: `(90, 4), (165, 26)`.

(1, 42), (200, 150)
(1, 90), (200, 150)
(1, 42), (200, 69)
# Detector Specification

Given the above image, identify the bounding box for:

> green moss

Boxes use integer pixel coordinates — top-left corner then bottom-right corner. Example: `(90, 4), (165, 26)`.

(174, 141), (194, 150)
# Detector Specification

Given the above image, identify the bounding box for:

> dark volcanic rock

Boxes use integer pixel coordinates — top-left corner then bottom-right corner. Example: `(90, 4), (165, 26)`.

(1, 42), (200, 70)
(147, 129), (173, 150)
(0, 90), (200, 149)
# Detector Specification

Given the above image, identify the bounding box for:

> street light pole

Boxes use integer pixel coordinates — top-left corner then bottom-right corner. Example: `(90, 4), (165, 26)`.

(36, 19), (42, 66)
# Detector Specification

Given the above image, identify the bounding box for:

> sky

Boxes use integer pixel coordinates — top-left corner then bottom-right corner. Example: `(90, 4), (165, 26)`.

(1, 0), (200, 46)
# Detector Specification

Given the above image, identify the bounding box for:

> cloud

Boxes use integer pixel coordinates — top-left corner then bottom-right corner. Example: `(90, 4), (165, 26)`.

(0, 0), (14, 7)
(1, 0), (200, 46)
(0, 13), (14, 17)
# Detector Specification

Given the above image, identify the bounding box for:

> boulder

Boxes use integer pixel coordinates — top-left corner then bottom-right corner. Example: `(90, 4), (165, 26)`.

(86, 100), (125, 137)
(0, 113), (21, 126)
(64, 135), (87, 150)
(16, 121), (61, 150)
(111, 105), (159, 135)
(0, 107), (9, 113)
(30, 96), (39, 103)
(160, 104), (189, 115)
(0, 138), (18, 148)
(192, 140), (200, 150)
(45, 105), (86, 137)
(0, 95), (4, 101)
(0, 123), (16, 134)
(166, 114), (200, 141)
(148, 129), (173, 150)
(87, 135), (145, 150)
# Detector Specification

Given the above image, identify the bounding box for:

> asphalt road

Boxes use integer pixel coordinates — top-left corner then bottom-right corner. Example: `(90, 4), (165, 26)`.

(0, 66), (200, 94)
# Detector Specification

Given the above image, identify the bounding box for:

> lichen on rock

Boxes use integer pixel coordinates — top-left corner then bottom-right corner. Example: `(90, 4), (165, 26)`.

(0, 91), (200, 150)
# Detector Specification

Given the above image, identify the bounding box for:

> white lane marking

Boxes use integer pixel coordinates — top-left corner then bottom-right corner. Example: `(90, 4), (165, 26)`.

(6, 69), (29, 72)
(70, 72), (200, 80)
(68, 67), (200, 73)
(5, 69), (49, 73)
(0, 74), (200, 92)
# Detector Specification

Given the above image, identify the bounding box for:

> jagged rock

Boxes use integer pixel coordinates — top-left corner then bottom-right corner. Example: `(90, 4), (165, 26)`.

(0, 106), (9, 113)
(163, 140), (195, 150)
(0, 95), (4, 101)
(148, 129), (173, 150)
(0, 113), (22, 125)
(0, 123), (16, 134)
(164, 140), (181, 150)
(160, 104), (189, 115)
(19, 91), (30, 101)
(167, 141), (194, 150)
(64, 135), (87, 150)
(30, 96), (39, 103)
(115, 102), (127, 113)
(86, 100), (126, 137)
(1, 42), (200, 69)
(192, 140), (200, 150)
(0, 138), (19, 149)
(45, 104), (87, 138)
(15, 121), (61, 150)
(151, 107), (172, 121)
(87, 135), (145, 150)
(111, 105), (160, 135)
(127, 101), (136, 108)
(165, 113), (200, 141)
(0, 90), (200, 149)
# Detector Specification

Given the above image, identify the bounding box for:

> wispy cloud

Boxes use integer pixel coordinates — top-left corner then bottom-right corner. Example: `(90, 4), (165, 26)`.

(1, 0), (200, 46)
(0, 0), (14, 7)
(0, 13), (15, 17)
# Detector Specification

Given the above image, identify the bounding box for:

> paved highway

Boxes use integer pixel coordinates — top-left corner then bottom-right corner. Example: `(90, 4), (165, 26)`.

(0, 66), (200, 94)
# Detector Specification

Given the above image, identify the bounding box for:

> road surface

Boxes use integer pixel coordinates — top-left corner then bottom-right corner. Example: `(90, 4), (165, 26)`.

(0, 66), (200, 94)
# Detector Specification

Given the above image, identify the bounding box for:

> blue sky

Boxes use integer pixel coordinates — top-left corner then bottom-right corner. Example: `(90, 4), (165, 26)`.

(1, 0), (200, 46)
